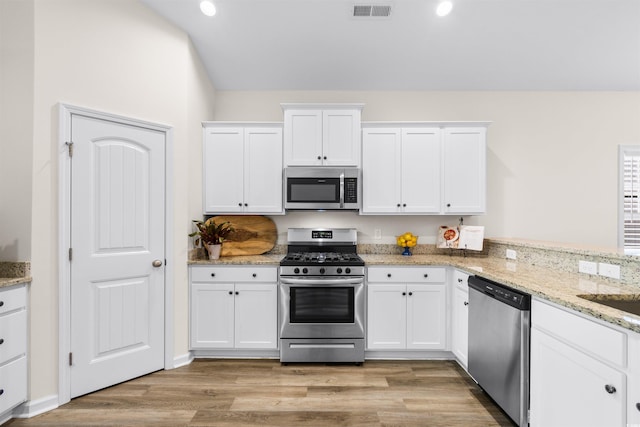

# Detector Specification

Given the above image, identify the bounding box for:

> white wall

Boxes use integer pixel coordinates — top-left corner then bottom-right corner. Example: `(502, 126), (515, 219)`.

(0, 0), (34, 261)
(211, 91), (640, 249)
(26, 0), (215, 401)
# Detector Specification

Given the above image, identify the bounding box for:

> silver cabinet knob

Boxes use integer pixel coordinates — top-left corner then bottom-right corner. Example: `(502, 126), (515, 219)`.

(152, 259), (163, 267)
(604, 384), (617, 394)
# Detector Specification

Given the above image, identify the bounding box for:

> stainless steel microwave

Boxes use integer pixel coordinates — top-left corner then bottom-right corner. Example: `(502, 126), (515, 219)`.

(284, 167), (360, 210)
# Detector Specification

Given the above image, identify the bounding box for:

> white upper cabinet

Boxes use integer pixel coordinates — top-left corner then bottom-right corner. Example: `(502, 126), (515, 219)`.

(362, 122), (488, 215)
(443, 127), (486, 214)
(362, 127), (441, 214)
(203, 123), (283, 215)
(282, 103), (363, 166)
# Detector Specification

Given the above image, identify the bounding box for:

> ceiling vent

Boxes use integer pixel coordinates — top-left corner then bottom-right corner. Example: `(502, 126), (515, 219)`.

(353, 4), (392, 18)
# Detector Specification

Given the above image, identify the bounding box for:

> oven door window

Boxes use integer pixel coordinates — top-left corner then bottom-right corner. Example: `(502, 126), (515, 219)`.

(287, 178), (340, 203)
(290, 287), (354, 323)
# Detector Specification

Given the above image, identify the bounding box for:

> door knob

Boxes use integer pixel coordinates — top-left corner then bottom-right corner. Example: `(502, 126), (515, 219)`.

(604, 384), (617, 394)
(152, 259), (163, 267)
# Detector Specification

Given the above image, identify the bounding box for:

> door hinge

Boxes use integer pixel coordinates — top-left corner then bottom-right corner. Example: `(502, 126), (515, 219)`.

(65, 141), (74, 157)
(69, 352), (73, 366)
(69, 247), (73, 261)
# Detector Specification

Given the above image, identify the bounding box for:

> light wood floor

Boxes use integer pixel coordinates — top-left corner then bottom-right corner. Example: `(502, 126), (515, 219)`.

(8, 359), (515, 426)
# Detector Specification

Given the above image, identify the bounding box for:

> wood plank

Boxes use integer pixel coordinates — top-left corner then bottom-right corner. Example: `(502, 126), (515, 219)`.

(208, 215), (277, 256)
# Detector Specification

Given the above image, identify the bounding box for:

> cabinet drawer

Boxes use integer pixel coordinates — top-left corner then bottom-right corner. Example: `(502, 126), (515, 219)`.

(190, 266), (277, 283)
(0, 286), (26, 315)
(532, 299), (626, 368)
(367, 267), (446, 283)
(0, 310), (27, 364)
(0, 356), (27, 415)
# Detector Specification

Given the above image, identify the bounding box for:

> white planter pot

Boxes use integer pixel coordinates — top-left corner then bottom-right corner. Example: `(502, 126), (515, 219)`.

(205, 244), (222, 260)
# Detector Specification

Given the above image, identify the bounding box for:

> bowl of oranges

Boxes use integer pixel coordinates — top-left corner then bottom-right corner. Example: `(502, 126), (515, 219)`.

(396, 232), (418, 256)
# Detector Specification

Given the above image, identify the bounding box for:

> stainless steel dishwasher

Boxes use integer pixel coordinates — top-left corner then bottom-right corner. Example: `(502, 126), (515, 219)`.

(468, 275), (531, 427)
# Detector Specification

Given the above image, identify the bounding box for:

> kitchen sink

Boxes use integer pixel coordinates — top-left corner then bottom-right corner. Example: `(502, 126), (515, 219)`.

(577, 294), (640, 316)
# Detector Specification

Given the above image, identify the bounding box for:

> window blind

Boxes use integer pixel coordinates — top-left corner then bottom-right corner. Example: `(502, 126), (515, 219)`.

(623, 152), (640, 252)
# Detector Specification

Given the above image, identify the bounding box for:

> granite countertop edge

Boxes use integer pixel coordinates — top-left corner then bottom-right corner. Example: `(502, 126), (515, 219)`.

(0, 276), (32, 288)
(190, 253), (640, 334)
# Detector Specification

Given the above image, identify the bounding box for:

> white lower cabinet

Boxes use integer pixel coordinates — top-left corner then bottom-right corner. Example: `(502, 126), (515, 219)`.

(367, 267), (447, 350)
(0, 284), (28, 419)
(530, 299), (628, 427)
(451, 270), (469, 368)
(190, 266), (278, 350)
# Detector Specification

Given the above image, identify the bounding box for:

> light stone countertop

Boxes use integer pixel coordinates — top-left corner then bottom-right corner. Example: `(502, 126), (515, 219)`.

(189, 254), (284, 266)
(0, 261), (31, 289)
(0, 276), (31, 289)
(190, 252), (640, 334)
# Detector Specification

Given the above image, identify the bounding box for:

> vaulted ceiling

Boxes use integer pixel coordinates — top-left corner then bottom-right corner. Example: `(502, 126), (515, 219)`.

(141, 0), (640, 91)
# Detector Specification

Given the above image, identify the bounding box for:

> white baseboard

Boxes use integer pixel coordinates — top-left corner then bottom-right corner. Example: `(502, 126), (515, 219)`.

(12, 394), (59, 418)
(172, 352), (194, 369)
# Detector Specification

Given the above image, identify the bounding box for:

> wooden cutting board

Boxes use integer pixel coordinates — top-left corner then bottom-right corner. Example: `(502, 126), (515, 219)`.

(207, 215), (277, 256)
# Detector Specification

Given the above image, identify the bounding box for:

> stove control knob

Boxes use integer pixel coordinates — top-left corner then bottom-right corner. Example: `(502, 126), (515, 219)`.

(345, 268), (351, 274)
(294, 268), (300, 274)
(336, 268), (343, 274)
(319, 268), (326, 274)
(302, 268), (308, 274)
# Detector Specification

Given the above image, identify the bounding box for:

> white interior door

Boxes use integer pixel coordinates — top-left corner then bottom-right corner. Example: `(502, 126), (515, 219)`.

(69, 114), (165, 398)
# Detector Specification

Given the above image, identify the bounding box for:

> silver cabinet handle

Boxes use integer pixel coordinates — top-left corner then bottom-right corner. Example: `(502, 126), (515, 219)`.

(152, 259), (163, 267)
(604, 384), (617, 394)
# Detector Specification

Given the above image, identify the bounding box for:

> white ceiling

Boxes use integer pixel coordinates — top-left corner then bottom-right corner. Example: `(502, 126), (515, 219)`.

(141, 0), (640, 91)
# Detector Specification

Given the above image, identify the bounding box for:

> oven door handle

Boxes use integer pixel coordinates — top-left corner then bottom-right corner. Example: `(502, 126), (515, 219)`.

(279, 277), (364, 286)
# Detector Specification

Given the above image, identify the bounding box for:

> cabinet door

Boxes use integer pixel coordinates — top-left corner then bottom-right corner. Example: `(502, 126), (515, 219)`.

(362, 128), (402, 213)
(0, 356), (27, 415)
(190, 283), (235, 348)
(244, 127), (283, 213)
(322, 109), (360, 166)
(234, 283), (278, 349)
(452, 277), (469, 367)
(401, 128), (441, 213)
(367, 284), (406, 349)
(442, 127), (486, 214)
(530, 327), (626, 427)
(406, 284), (447, 350)
(283, 109), (323, 166)
(203, 127), (244, 213)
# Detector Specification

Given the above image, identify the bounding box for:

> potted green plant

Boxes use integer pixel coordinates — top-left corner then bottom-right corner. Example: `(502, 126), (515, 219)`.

(189, 219), (234, 260)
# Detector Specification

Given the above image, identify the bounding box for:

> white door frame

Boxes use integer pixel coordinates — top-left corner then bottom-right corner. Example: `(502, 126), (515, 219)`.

(57, 103), (174, 405)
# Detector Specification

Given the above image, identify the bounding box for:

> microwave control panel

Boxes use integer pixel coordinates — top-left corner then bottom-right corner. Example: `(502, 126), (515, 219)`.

(345, 178), (358, 203)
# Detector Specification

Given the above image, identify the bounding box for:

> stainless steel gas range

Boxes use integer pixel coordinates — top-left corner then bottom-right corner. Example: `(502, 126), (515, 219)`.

(279, 228), (365, 364)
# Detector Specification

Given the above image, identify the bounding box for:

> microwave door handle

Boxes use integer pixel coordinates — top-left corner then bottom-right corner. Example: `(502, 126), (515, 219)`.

(339, 172), (345, 208)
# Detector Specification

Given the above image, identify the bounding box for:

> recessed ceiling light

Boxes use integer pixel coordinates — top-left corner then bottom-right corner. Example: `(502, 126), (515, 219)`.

(200, 0), (216, 17)
(436, 1), (453, 17)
